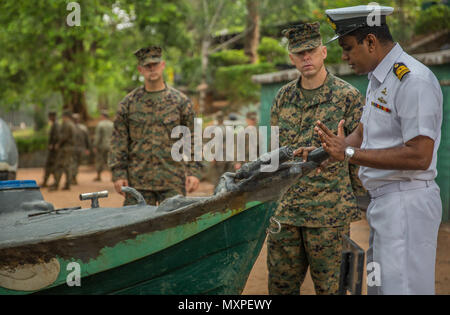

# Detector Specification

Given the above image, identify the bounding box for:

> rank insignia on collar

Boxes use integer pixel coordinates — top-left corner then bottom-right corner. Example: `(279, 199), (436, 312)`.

(378, 96), (387, 104)
(371, 101), (391, 113)
(393, 63), (410, 81)
(381, 87), (387, 95)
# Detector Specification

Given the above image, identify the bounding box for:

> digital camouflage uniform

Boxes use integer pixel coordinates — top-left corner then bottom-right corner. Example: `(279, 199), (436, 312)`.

(52, 112), (75, 190)
(267, 22), (366, 295)
(108, 47), (203, 206)
(71, 118), (90, 185)
(42, 116), (59, 187)
(94, 117), (114, 179)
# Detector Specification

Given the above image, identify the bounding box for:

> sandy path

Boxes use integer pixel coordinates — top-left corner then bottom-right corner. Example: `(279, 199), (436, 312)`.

(16, 166), (450, 294)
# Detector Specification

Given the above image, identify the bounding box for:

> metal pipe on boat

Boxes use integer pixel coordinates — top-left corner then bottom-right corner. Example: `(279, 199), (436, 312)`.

(79, 190), (109, 208)
(121, 187), (147, 205)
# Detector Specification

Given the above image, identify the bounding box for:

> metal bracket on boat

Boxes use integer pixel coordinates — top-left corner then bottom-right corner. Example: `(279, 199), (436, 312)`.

(79, 190), (109, 208)
(266, 217), (281, 235)
(121, 186), (146, 205)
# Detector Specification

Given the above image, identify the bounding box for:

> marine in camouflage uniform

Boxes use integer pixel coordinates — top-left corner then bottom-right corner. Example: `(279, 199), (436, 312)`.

(267, 22), (366, 295)
(93, 111), (114, 181)
(71, 113), (91, 185)
(41, 111), (59, 187)
(50, 110), (75, 191)
(108, 46), (202, 206)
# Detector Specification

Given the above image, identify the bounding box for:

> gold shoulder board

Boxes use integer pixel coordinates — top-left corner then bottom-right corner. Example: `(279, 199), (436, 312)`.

(393, 63), (410, 81)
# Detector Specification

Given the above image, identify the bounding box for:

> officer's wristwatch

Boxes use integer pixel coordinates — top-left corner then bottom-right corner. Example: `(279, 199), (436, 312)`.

(344, 146), (355, 163)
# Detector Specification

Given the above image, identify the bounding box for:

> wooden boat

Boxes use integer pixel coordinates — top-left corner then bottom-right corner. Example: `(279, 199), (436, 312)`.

(0, 179), (280, 295)
(0, 147), (358, 295)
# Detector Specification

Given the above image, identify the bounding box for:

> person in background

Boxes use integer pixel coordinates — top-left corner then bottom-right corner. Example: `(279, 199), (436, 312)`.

(109, 46), (202, 206)
(41, 111), (59, 188)
(93, 110), (114, 182)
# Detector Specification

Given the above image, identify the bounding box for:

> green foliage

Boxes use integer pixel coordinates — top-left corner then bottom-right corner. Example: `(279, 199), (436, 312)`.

(415, 4), (450, 35)
(178, 57), (202, 90)
(0, 0), (441, 119)
(214, 63), (276, 106)
(209, 50), (250, 67)
(257, 37), (288, 64)
(14, 131), (48, 154)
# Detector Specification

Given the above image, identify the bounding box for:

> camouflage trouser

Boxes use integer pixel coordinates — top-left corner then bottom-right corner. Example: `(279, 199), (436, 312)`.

(43, 150), (57, 184)
(95, 148), (109, 173)
(123, 189), (180, 206)
(267, 222), (350, 295)
(71, 149), (84, 181)
(53, 149), (74, 188)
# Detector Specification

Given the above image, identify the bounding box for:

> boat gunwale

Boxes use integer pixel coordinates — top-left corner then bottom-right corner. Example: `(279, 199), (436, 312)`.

(0, 190), (261, 270)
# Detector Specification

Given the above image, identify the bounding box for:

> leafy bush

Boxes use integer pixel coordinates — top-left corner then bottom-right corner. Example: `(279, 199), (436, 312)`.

(14, 131), (48, 154)
(257, 37), (288, 64)
(415, 5), (450, 35)
(214, 63), (276, 106)
(209, 50), (250, 68)
(178, 56), (202, 89)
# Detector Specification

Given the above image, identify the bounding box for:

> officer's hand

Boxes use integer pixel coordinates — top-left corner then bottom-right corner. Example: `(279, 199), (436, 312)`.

(293, 146), (317, 162)
(185, 176), (200, 193)
(315, 120), (347, 161)
(114, 179), (128, 197)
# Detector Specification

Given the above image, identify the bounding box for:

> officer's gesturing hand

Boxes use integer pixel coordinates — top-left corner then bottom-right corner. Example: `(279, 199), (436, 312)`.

(315, 119), (347, 162)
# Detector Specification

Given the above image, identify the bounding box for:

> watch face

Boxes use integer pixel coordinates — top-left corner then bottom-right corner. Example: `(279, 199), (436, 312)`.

(346, 147), (355, 155)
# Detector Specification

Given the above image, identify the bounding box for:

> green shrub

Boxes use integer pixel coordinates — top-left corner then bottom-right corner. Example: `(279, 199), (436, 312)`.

(14, 131), (48, 154)
(257, 37), (288, 64)
(415, 5), (450, 35)
(178, 56), (202, 89)
(214, 63), (276, 105)
(209, 50), (250, 68)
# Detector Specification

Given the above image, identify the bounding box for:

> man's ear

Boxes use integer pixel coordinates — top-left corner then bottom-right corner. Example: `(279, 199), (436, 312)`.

(365, 34), (377, 53)
(288, 53), (295, 65)
(321, 45), (327, 60)
(137, 65), (143, 75)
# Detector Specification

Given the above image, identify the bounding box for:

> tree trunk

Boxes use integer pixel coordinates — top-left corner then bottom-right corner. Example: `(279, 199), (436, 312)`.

(61, 37), (89, 121)
(244, 0), (260, 64)
(199, 38), (211, 114)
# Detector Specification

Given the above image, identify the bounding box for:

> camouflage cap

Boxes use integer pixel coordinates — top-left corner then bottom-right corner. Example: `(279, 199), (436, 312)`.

(134, 46), (163, 66)
(282, 22), (322, 53)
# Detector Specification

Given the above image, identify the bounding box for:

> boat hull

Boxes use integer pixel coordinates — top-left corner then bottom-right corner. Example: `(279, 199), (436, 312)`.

(24, 202), (276, 295)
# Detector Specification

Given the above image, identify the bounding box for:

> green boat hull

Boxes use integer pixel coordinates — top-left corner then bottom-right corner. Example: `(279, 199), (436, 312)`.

(2, 201), (276, 295)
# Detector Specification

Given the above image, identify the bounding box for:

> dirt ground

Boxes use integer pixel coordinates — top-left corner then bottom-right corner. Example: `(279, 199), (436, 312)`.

(16, 166), (450, 295)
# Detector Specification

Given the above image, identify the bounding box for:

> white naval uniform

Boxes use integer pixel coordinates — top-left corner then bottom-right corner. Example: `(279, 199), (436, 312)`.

(359, 43), (443, 295)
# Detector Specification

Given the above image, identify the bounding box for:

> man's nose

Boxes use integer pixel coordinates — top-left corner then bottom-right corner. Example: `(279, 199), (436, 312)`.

(302, 51), (312, 61)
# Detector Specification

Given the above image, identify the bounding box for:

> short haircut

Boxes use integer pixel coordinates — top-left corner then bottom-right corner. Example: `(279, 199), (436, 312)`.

(347, 24), (394, 44)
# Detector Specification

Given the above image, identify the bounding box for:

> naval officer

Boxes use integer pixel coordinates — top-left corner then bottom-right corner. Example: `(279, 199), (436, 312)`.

(313, 5), (443, 295)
